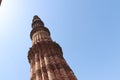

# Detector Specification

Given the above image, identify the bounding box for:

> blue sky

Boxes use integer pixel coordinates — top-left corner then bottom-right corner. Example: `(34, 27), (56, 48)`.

(0, 0), (120, 80)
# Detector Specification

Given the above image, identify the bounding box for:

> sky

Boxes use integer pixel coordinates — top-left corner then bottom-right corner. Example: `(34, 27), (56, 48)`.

(0, 0), (120, 80)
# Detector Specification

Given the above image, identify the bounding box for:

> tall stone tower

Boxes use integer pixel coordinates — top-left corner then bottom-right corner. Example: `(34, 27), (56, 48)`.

(28, 15), (77, 80)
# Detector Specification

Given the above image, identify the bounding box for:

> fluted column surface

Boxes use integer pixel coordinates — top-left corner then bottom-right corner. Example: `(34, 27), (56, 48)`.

(28, 41), (77, 80)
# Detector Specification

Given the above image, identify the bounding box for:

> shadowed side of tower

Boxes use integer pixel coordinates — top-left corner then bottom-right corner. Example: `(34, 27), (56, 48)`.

(28, 15), (77, 80)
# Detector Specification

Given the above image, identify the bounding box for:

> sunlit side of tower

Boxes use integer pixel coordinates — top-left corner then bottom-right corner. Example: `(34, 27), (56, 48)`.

(28, 15), (77, 80)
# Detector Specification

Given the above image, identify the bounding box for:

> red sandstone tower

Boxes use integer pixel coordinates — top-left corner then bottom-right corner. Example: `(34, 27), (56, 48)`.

(28, 15), (77, 80)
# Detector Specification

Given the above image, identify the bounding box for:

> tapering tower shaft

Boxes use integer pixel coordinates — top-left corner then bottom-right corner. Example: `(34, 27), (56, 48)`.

(28, 15), (77, 80)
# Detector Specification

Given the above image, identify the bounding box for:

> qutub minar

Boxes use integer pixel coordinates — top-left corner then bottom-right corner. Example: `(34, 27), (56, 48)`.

(28, 15), (77, 80)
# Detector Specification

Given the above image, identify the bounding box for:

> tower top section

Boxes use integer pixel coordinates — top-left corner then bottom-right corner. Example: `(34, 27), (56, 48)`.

(32, 15), (44, 28)
(30, 15), (51, 43)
